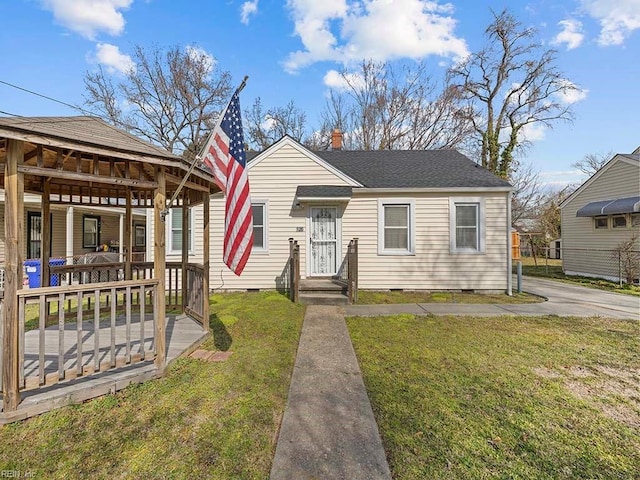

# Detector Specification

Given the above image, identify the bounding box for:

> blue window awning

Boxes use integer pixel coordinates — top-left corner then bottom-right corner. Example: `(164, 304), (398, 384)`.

(576, 196), (640, 217)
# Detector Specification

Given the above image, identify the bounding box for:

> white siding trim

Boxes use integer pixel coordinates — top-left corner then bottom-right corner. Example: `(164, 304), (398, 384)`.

(449, 197), (486, 254)
(168, 208), (194, 255)
(377, 199), (416, 256)
(252, 199), (269, 254)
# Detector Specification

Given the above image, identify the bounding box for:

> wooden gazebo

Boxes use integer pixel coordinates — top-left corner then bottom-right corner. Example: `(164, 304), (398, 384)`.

(0, 116), (218, 419)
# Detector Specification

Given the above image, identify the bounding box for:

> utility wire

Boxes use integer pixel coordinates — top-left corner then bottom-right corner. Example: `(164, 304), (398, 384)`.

(0, 79), (92, 116)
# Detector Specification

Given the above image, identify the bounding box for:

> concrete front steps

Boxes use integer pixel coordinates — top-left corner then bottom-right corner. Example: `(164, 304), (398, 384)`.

(299, 278), (349, 305)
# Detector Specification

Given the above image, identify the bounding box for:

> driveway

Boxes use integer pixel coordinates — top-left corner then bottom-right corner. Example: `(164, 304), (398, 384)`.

(344, 276), (639, 321)
(512, 276), (640, 320)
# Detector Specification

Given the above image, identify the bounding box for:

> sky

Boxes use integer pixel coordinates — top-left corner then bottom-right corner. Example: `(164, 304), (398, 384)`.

(0, 0), (639, 189)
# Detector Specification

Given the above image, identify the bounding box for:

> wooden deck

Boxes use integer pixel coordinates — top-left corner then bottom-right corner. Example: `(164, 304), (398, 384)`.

(0, 313), (208, 424)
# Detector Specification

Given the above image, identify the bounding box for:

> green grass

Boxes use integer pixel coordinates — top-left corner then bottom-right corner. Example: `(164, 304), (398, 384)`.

(0, 291), (305, 479)
(347, 314), (640, 479)
(356, 290), (541, 305)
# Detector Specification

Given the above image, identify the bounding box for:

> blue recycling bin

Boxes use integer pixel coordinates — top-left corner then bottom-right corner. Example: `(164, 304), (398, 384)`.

(24, 258), (66, 287)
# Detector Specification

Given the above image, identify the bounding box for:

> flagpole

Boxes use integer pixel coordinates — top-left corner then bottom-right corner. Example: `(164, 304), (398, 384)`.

(161, 75), (249, 222)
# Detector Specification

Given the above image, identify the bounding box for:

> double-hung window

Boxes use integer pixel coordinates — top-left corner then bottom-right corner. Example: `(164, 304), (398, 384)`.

(252, 201), (268, 252)
(169, 208), (193, 254)
(83, 215), (100, 249)
(450, 198), (484, 253)
(378, 200), (415, 255)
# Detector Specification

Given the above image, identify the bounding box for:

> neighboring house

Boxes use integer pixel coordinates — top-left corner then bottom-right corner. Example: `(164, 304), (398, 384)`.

(560, 149), (640, 282)
(0, 191), (146, 264)
(152, 134), (514, 293)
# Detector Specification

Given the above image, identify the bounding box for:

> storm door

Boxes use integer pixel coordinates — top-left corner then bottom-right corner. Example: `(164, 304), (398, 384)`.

(309, 207), (338, 276)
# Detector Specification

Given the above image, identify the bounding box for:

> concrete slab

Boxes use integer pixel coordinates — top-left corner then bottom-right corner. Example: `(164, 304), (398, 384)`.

(270, 305), (391, 480)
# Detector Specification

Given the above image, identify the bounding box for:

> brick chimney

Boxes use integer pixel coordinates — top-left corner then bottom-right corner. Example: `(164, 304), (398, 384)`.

(331, 128), (343, 150)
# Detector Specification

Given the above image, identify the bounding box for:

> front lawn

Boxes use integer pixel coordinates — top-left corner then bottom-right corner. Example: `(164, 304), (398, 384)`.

(356, 291), (541, 305)
(0, 292), (305, 479)
(347, 314), (640, 479)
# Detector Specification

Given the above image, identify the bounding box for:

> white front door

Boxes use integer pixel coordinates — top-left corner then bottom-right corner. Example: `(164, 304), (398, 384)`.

(309, 207), (338, 276)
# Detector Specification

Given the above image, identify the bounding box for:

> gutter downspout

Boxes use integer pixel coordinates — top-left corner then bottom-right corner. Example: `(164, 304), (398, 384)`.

(507, 191), (513, 296)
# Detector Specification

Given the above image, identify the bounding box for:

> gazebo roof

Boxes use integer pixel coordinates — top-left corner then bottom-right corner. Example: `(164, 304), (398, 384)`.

(0, 115), (218, 206)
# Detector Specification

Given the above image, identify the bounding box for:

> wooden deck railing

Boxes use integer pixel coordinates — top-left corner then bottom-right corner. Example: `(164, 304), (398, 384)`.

(335, 238), (359, 303)
(14, 279), (158, 392)
(288, 239), (300, 302)
(184, 264), (205, 323)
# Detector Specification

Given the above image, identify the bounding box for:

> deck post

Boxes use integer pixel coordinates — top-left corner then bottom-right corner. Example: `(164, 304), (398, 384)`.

(3, 139), (24, 411)
(125, 187), (132, 280)
(41, 179), (51, 287)
(202, 195), (210, 332)
(181, 196), (189, 313)
(154, 166), (166, 370)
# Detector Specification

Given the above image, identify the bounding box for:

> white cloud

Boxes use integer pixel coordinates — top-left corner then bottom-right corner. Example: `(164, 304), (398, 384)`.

(582, 0), (640, 46)
(519, 122), (547, 143)
(323, 69), (366, 90)
(41, 0), (133, 39)
(557, 79), (588, 104)
(185, 45), (216, 74)
(240, 0), (259, 25)
(94, 42), (134, 74)
(552, 19), (584, 50)
(284, 0), (468, 72)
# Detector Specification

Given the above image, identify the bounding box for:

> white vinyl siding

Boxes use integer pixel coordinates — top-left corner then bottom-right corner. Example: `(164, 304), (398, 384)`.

(378, 200), (415, 255)
(561, 157), (640, 279)
(207, 141), (352, 289)
(343, 193), (507, 291)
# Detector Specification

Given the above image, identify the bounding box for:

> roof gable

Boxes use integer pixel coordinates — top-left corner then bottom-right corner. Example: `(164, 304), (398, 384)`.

(561, 153), (640, 209)
(247, 135), (361, 186)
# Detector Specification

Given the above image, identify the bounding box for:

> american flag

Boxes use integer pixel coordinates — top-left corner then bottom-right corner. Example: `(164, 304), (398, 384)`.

(202, 91), (253, 275)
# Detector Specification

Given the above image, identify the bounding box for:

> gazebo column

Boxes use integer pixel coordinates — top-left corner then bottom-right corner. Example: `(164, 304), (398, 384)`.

(153, 167), (166, 370)
(3, 139), (25, 411)
(124, 187), (132, 280)
(202, 195), (210, 332)
(41, 179), (51, 287)
(181, 196), (189, 313)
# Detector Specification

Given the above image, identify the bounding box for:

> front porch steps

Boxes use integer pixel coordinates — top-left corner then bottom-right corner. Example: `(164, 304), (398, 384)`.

(299, 278), (349, 305)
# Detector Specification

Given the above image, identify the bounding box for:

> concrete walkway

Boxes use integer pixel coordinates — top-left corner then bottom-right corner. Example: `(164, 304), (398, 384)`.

(270, 277), (638, 479)
(344, 276), (639, 321)
(270, 305), (391, 480)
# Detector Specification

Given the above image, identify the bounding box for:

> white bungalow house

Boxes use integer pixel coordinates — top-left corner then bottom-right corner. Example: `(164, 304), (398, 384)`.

(150, 134), (514, 295)
(560, 149), (640, 282)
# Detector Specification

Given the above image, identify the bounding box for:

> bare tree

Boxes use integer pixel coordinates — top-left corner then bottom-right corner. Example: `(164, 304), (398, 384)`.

(510, 162), (547, 225)
(572, 151), (613, 177)
(84, 45), (232, 159)
(534, 184), (574, 240)
(320, 60), (472, 151)
(244, 97), (307, 150)
(449, 9), (578, 178)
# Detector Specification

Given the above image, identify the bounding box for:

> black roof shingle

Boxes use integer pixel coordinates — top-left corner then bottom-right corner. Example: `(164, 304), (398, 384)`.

(313, 149), (511, 189)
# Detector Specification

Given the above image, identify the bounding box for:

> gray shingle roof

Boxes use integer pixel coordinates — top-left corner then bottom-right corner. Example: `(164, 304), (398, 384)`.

(313, 149), (511, 189)
(0, 116), (179, 159)
(296, 185), (353, 198)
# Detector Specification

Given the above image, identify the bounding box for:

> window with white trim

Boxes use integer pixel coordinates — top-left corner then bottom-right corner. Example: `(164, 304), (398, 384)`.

(252, 201), (268, 252)
(450, 198), (485, 253)
(378, 200), (415, 255)
(169, 208), (193, 254)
